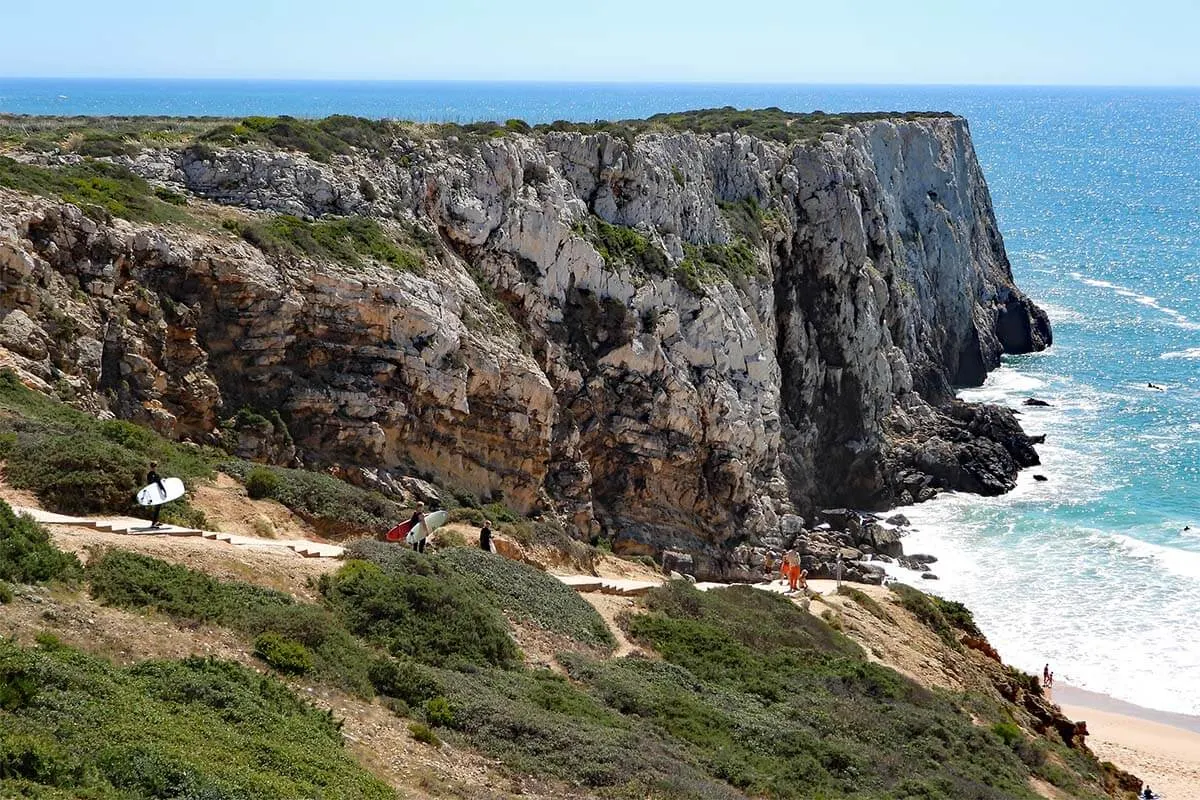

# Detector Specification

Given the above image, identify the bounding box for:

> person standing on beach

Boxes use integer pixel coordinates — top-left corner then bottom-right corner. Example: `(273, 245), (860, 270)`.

(1043, 664), (1051, 687)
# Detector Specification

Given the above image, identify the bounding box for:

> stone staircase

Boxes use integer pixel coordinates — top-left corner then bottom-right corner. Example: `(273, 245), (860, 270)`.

(13, 506), (344, 559)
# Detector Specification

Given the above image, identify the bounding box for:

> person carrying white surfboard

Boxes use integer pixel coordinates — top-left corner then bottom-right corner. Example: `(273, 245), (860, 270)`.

(409, 502), (427, 553)
(146, 461), (166, 528)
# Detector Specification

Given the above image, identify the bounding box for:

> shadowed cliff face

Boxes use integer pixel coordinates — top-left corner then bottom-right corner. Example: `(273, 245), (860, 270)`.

(0, 116), (1050, 568)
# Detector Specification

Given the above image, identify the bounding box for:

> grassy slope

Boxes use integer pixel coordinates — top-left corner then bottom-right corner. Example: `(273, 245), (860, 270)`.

(2, 489), (1123, 800)
(0, 640), (394, 800)
(0, 369), (405, 535)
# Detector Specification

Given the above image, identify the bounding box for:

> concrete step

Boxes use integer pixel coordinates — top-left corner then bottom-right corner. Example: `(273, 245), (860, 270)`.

(14, 504), (343, 559)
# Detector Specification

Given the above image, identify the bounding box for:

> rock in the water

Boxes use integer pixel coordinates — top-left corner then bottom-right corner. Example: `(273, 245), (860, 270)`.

(920, 572), (940, 580)
(1034, 474), (1048, 482)
(884, 513), (910, 526)
(1023, 397), (1052, 407)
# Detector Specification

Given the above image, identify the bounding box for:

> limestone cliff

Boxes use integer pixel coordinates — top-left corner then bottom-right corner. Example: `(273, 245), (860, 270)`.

(0, 114), (1050, 575)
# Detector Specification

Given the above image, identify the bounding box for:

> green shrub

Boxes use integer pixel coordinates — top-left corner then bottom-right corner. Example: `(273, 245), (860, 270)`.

(197, 114), (396, 162)
(368, 656), (444, 708)
(245, 466), (280, 500)
(236, 215), (429, 272)
(222, 460), (401, 536)
(0, 371), (219, 517)
(0, 500), (83, 585)
(933, 595), (984, 638)
(253, 633), (314, 675)
(0, 581), (12, 603)
(573, 217), (669, 279)
(0, 157), (191, 224)
(4, 432), (143, 515)
(157, 500), (208, 530)
(891, 583), (960, 648)
(836, 585), (891, 622)
(0, 640), (395, 799)
(992, 720), (1023, 747)
(320, 559), (518, 668)
(88, 549), (374, 695)
(424, 696), (455, 727)
(676, 239), (760, 294)
(537, 107), (953, 145)
(436, 546), (614, 649)
(407, 722), (441, 747)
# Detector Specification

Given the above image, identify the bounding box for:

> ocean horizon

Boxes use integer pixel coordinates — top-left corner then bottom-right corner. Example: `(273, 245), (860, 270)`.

(3, 79), (1198, 717)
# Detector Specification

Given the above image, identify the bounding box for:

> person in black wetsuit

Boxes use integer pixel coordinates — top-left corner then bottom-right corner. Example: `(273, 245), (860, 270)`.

(479, 519), (493, 552)
(409, 503), (427, 553)
(147, 461), (166, 528)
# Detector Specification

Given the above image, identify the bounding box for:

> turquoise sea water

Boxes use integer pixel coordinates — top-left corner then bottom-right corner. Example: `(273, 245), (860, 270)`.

(3, 80), (1198, 714)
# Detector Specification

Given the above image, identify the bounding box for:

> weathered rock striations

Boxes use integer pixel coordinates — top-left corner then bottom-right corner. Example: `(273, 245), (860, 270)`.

(0, 115), (1050, 578)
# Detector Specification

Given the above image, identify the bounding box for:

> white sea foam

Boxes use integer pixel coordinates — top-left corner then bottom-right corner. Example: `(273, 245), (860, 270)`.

(1070, 272), (1200, 329)
(897, 499), (1200, 716)
(1162, 347), (1200, 360)
(885, 355), (1200, 716)
(1037, 302), (1084, 324)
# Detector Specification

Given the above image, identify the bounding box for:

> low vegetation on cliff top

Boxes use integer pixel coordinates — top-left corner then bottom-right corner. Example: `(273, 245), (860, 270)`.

(0, 156), (190, 224)
(3, 107), (956, 164)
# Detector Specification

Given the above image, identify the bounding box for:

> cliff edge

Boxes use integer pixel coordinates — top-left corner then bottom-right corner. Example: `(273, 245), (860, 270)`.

(0, 110), (1051, 576)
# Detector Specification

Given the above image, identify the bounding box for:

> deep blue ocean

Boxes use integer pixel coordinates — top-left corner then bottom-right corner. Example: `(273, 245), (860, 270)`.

(3, 79), (1198, 714)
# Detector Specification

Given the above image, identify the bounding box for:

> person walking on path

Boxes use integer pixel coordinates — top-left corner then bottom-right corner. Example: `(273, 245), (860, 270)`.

(408, 502), (427, 553)
(479, 519), (493, 552)
(146, 461), (166, 528)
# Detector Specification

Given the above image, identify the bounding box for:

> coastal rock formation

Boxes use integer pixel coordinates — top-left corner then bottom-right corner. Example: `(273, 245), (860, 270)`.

(0, 114), (1050, 578)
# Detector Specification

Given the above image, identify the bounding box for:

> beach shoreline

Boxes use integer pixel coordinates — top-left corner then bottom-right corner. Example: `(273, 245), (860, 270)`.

(1054, 683), (1200, 798)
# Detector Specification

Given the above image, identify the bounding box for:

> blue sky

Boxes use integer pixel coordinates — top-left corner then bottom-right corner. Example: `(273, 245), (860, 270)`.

(5, 0), (1198, 85)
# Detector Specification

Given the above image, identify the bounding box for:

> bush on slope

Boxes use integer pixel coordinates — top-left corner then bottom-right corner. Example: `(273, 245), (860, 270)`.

(0, 500), (82, 585)
(349, 540), (614, 649)
(0, 369), (215, 519)
(87, 549), (373, 695)
(320, 558), (519, 669)
(0, 639), (393, 800)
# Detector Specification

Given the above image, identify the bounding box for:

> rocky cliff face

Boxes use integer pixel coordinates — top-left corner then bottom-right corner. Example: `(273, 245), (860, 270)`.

(0, 115), (1050, 576)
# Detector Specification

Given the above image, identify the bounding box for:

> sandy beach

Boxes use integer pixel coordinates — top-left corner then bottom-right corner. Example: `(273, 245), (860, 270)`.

(1054, 684), (1200, 799)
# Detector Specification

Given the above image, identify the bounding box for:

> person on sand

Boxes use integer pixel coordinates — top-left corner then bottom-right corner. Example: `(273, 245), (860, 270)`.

(408, 502), (427, 554)
(762, 552), (775, 579)
(146, 461), (166, 528)
(781, 550), (797, 587)
(1043, 664), (1051, 687)
(479, 518), (493, 552)
(792, 566), (808, 593)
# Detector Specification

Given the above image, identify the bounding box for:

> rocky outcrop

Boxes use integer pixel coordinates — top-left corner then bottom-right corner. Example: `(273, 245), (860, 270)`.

(0, 114), (1050, 578)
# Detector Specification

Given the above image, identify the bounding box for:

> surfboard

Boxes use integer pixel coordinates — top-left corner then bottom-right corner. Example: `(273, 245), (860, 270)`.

(405, 510), (447, 544)
(136, 477), (186, 507)
(384, 519), (416, 542)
